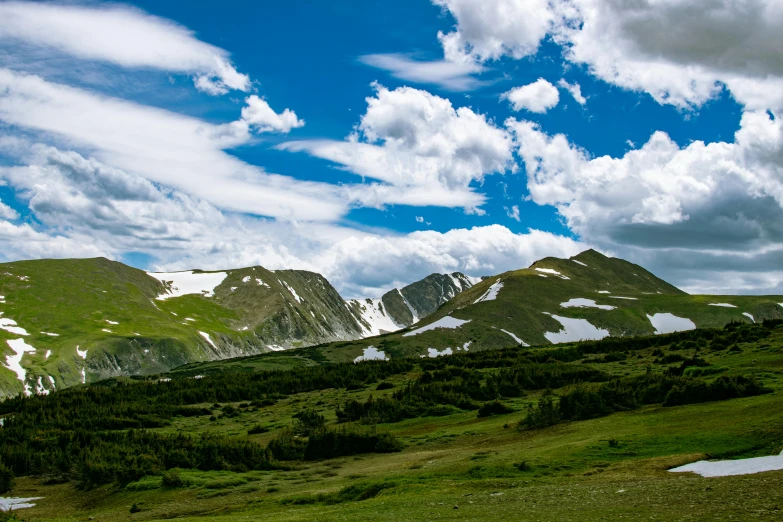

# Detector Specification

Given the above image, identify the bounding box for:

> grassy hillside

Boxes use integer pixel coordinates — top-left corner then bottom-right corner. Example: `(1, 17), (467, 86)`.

(0, 259), (371, 398)
(2, 320), (782, 520)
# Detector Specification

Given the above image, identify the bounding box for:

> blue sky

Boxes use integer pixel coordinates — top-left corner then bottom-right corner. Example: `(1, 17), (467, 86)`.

(0, 0), (781, 297)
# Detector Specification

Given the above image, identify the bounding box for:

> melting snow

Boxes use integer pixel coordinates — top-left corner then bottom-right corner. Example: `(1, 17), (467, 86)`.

(670, 450), (783, 477)
(351, 298), (404, 337)
(709, 303), (737, 308)
(105, 320), (118, 325)
(543, 313), (610, 344)
(0, 314), (29, 336)
(282, 281), (302, 303)
(256, 278), (269, 288)
(423, 347), (453, 358)
(35, 376), (49, 395)
(0, 497), (43, 511)
(267, 344), (285, 352)
(538, 274), (547, 278)
(199, 331), (217, 348)
(242, 276), (251, 283)
(76, 346), (87, 383)
(403, 316), (471, 337)
(5, 339), (36, 396)
(148, 270), (228, 299)
(44, 350), (51, 360)
(597, 290), (610, 294)
(398, 289), (419, 322)
(572, 259), (588, 267)
(184, 317), (195, 322)
(743, 312), (755, 323)
(609, 296), (638, 300)
(499, 328), (528, 346)
(474, 280), (504, 304)
(535, 268), (570, 280)
(101, 328), (112, 333)
(560, 298), (616, 311)
(40, 332), (59, 337)
(647, 313), (696, 334)
(76, 346), (87, 359)
(459, 341), (472, 351)
(354, 346), (389, 363)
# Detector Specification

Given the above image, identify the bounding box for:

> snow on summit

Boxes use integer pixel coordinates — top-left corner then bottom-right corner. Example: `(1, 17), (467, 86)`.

(148, 271), (228, 299)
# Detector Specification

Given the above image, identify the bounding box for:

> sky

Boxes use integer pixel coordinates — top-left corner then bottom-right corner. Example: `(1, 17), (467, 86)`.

(0, 0), (782, 298)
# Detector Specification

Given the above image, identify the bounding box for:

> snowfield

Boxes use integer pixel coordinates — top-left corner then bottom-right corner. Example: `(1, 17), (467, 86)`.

(351, 298), (404, 337)
(474, 280), (504, 304)
(149, 271), (228, 299)
(560, 298), (616, 311)
(543, 313), (610, 344)
(403, 316), (471, 337)
(354, 346), (389, 363)
(647, 313), (696, 334)
(5, 339), (36, 396)
(670, 450), (783, 477)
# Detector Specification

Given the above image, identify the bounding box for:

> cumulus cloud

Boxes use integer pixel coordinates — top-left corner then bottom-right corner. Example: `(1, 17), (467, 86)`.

(558, 79), (586, 105)
(0, 1), (249, 95)
(0, 69), (342, 221)
(280, 84), (516, 210)
(502, 79), (560, 113)
(0, 199), (18, 220)
(508, 108), (783, 293)
(504, 205), (520, 221)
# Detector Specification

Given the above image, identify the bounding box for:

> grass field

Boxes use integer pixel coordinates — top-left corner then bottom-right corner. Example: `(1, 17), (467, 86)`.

(5, 321), (783, 521)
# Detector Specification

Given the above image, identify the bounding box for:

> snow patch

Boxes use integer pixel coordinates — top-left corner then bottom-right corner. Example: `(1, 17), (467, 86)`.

(5, 339), (36, 396)
(148, 270), (227, 299)
(474, 280), (503, 304)
(184, 317), (195, 322)
(499, 328), (528, 346)
(0, 314), (29, 336)
(535, 268), (570, 280)
(609, 296), (638, 300)
(543, 313), (610, 344)
(459, 341), (472, 351)
(256, 278), (269, 288)
(423, 347), (453, 358)
(101, 328), (112, 333)
(267, 344), (285, 352)
(76, 346), (87, 359)
(242, 276), (251, 283)
(572, 259), (588, 267)
(560, 298), (616, 311)
(281, 281), (302, 303)
(670, 450), (783, 477)
(199, 331), (217, 349)
(403, 316), (471, 337)
(354, 346), (389, 363)
(597, 290), (610, 294)
(44, 350), (51, 360)
(743, 312), (755, 323)
(647, 313), (696, 334)
(351, 298), (404, 337)
(40, 332), (59, 337)
(708, 303), (737, 308)
(105, 320), (118, 325)
(0, 497), (43, 511)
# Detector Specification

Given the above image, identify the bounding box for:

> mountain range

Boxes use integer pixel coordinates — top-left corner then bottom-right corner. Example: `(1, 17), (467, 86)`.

(1, 250), (781, 397)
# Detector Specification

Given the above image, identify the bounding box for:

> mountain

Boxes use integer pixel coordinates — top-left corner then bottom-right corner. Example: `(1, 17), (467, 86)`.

(0, 258), (468, 397)
(192, 249), (782, 371)
(347, 272), (480, 336)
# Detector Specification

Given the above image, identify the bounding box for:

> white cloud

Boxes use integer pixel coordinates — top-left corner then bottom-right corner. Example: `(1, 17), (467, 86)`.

(0, 199), (18, 220)
(416, 216), (424, 223)
(240, 96), (305, 133)
(280, 84), (516, 210)
(428, 0), (783, 111)
(359, 53), (487, 91)
(0, 69), (342, 222)
(508, 107), (783, 292)
(432, 0), (556, 62)
(0, 1), (249, 95)
(558, 79), (586, 105)
(504, 205), (520, 221)
(502, 79), (560, 113)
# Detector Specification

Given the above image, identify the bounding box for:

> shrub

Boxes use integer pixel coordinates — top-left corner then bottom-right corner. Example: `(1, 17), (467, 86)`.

(0, 462), (15, 494)
(376, 382), (394, 390)
(520, 390), (560, 429)
(248, 424), (270, 435)
(161, 469), (184, 488)
(293, 409), (326, 436)
(477, 400), (514, 417)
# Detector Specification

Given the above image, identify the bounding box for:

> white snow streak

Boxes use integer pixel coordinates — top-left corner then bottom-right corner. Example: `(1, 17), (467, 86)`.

(708, 303), (737, 308)
(403, 316), (471, 337)
(5, 339), (36, 395)
(560, 298), (616, 311)
(199, 331), (217, 348)
(282, 281), (302, 303)
(572, 259), (588, 267)
(499, 328), (528, 346)
(535, 268), (570, 280)
(670, 450), (783, 477)
(148, 270), (227, 299)
(743, 312), (755, 323)
(474, 280), (503, 304)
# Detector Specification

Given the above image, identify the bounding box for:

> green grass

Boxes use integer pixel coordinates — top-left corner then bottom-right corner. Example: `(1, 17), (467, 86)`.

(7, 323), (783, 521)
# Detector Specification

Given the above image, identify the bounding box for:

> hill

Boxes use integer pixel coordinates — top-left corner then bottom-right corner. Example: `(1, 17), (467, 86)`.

(2, 319), (782, 520)
(0, 258), (471, 397)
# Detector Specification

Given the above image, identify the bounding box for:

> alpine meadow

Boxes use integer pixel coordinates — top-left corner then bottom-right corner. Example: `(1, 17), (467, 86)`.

(1, 1), (783, 521)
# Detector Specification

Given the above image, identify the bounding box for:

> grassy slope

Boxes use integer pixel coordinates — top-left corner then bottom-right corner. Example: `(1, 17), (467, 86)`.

(0, 259), (365, 397)
(10, 323), (783, 521)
